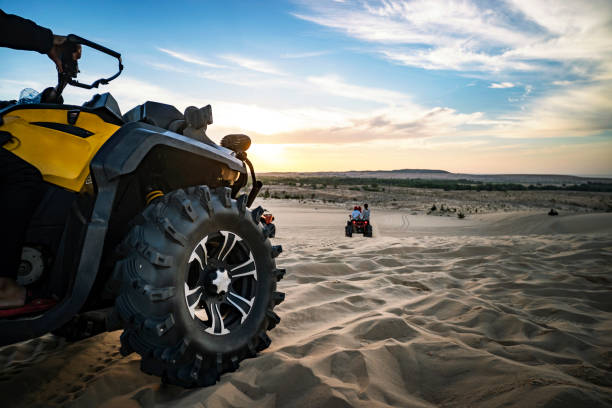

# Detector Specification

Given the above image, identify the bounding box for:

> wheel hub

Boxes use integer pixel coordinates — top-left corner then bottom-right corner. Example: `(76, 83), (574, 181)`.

(211, 269), (231, 294)
(185, 230), (258, 336)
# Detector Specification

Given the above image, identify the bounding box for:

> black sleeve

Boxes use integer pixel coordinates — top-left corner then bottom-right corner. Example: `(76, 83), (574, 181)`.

(0, 9), (53, 54)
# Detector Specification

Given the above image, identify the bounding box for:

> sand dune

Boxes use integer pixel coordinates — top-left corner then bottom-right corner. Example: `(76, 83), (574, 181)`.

(1, 203), (611, 407)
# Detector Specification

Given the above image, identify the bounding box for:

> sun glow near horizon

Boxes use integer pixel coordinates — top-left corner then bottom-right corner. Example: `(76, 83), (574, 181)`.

(245, 139), (612, 175)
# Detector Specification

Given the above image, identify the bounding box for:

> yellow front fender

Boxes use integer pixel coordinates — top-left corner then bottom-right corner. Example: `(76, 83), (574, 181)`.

(1, 107), (120, 192)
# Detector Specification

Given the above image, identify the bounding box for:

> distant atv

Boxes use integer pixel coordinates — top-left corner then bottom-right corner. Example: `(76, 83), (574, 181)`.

(261, 212), (276, 238)
(0, 35), (285, 388)
(346, 217), (373, 237)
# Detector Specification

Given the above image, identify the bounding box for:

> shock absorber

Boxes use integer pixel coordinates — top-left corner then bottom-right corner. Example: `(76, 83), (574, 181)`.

(145, 189), (164, 205)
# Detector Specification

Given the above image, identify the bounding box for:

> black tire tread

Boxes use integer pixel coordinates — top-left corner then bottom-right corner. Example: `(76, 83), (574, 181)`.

(114, 187), (283, 387)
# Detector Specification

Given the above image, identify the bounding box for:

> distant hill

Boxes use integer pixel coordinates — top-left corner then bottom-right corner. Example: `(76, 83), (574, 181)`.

(261, 170), (611, 185)
(389, 169), (450, 174)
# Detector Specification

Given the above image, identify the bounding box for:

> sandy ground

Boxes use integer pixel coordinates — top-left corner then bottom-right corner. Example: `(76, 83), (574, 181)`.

(1, 201), (612, 407)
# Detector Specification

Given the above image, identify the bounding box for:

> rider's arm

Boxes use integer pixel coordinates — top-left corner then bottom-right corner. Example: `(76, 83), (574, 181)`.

(0, 9), (53, 54)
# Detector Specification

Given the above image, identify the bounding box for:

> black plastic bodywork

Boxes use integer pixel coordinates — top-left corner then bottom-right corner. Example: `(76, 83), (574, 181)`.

(0, 116), (247, 345)
(82, 93), (124, 125)
(30, 122), (94, 138)
(123, 101), (183, 129)
(0, 93), (124, 126)
(26, 184), (78, 269)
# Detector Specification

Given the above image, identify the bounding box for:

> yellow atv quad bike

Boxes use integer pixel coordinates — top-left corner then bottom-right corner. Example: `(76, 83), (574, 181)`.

(0, 35), (285, 387)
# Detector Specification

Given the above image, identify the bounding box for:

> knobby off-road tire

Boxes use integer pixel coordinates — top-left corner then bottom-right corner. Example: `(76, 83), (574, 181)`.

(114, 187), (286, 387)
(345, 223), (353, 237)
(364, 224), (373, 238)
(263, 223), (276, 238)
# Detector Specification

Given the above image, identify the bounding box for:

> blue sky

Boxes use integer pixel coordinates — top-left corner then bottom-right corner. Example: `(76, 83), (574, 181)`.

(1, 0), (611, 175)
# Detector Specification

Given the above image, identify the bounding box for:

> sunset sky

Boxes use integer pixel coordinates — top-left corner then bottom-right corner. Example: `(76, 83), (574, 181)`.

(1, 1), (611, 175)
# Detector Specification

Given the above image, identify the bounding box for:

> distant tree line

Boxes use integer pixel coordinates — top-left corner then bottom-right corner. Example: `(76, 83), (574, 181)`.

(258, 176), (612, 193)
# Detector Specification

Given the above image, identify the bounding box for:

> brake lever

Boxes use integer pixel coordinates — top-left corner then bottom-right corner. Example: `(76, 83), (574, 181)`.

(53, 39), (80, 97)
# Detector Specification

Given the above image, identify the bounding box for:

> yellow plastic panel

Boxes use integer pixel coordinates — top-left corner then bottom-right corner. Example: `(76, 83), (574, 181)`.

(1, 108), (119, 191)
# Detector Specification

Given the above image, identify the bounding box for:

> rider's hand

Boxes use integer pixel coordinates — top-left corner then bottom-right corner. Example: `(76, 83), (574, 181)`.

(47, 35), (82, 73)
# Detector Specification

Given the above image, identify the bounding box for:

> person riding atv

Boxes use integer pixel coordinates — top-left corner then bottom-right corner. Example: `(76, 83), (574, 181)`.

(361, 203), (370, 221)
(0, 9), (82, 311)
(346, 205), (372, 237)
(0, 10), (286, 388)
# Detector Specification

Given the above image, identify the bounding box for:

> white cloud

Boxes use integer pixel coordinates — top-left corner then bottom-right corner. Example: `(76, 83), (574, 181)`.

(288, 0), (612, 147)
(489, 82), (515, 88)
(281, 50), (331, 58)
(145, 54), (414, 107)
(220, 55), (286, 76)
(507, 0), (612, 35)
(246, 105), (486, 144)
(523, 85), (532, 96)
(146, 58), (292, 89)
(476, 81), (612, 139)
(380, 47), (539, 72)
(157, 48), (225, 68)
(307, 75), (412, 105)
(294, 0), (612, 77)
(210, 103), (354, 136)
(196, 71), (287, 88)
(294, 0), (533, 48)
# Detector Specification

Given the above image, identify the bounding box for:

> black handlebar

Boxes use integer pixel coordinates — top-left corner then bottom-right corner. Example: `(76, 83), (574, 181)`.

(66, 34), (121, 59)
(55, 34), (123, 96)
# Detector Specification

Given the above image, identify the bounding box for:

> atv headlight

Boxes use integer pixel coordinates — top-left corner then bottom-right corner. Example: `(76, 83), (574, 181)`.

(220, 166), (241, 183)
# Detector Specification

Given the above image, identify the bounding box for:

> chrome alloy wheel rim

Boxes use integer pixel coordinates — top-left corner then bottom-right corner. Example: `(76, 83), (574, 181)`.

(184, 231), (258, 335)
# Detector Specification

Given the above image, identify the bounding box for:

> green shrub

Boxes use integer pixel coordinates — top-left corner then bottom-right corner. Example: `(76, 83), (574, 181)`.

(257, 176), (612, 193)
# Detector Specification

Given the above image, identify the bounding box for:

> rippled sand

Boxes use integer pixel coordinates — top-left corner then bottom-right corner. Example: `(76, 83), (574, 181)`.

(2, 203), (611, 407)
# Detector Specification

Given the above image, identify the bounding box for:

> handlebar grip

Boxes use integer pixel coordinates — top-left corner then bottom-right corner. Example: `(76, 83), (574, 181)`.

(59, 40), (80, 79)
(66, 34), (122, 59)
